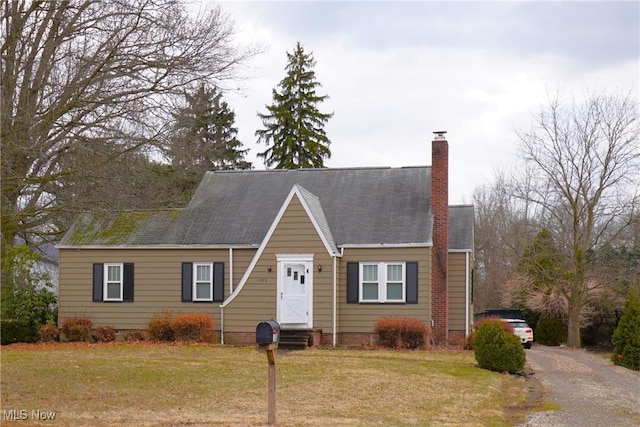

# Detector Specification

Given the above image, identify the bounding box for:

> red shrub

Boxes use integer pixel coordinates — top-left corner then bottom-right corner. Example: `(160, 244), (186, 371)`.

(147, 310), (175, 342)
(126, 330), (146, 342)
(39, 324), (59, 342)
(374, 317), (431, 349)
(171, 313), (215, 343)
(95, 325), (117, 342)
(61, 317), (93, 342)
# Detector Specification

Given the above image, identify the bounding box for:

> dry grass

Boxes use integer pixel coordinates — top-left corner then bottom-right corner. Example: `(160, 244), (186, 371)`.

(1, 343), (528, 426)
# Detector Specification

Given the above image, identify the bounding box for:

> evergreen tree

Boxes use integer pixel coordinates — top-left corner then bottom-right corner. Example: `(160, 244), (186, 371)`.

(168, 84), (251, 191)
(256, 42), (333, 169)
(611, 286), (640, 370)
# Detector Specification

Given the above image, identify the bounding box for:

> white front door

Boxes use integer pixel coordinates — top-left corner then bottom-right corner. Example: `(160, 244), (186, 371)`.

(277, 255), (313, 327)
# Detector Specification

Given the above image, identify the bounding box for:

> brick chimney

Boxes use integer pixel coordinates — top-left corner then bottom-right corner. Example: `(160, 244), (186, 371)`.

(431, 131), (449, 344)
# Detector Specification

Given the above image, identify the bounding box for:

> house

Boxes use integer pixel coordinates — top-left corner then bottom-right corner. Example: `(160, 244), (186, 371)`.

(57, 133), (474, 346)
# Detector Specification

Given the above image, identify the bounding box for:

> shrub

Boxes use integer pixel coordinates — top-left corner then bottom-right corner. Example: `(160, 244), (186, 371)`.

(171, 313), (215, 342)
(535, 318), (567, 346)
(1, 245), (57, 344)
(126, 330), (146, 342)
(61, 317), (93, 342)
(147, 310), (176, 342)
(1, 319), (35, 345)
(611, 287), (640, 371)
(464, 331), (475, 350)
(474, 319), (525, 373)
(39, 323), (60, 342)
(95, 325), (117, 342)
(374, 317), (431, 349)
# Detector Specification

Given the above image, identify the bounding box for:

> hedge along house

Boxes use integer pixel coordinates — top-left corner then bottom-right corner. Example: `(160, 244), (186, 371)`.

(57, 133), (474, 346)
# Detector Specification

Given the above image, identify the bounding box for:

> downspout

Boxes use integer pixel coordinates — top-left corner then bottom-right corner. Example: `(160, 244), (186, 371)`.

(465, 252), (470, 336)
(229, 248), (234, 293)
(220, 306), (225, 344)
(332, 253), (337, 347)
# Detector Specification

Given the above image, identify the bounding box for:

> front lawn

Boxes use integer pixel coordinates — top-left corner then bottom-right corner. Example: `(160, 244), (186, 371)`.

(1, 343), (528, 426)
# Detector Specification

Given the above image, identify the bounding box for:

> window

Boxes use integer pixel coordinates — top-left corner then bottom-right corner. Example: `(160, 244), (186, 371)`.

(181, 262), (224, 303)
(105, 263), (123, 301)
(92, 263), (134, 302)
(347, 261), (418, 304)
(359, 262), (406, 303)
(194, 263), (213, 301)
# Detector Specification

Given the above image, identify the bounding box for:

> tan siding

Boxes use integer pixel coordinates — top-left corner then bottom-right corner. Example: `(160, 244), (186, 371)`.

(448, 252), (470, 333)
(58, 249), (232, 330)
(224, 195), (334, 333)
(230, 248), (256, 293)
(338, 247), (431, 333)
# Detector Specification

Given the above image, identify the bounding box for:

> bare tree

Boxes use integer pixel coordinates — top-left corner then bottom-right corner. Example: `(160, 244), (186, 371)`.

(1, 0), (258, 287)
(516, 91), (639, 347)
(472, 171), (535, 312)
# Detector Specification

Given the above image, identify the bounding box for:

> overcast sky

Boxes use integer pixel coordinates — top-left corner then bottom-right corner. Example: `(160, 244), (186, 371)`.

(210, 1), (639, 204)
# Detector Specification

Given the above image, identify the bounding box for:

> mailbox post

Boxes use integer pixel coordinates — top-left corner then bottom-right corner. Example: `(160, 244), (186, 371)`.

(256, 321), (280, 426)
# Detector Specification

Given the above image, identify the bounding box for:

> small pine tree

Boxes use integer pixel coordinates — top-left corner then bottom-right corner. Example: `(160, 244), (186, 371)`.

(167, 84), (251, 192)
(256, 41), (333, 169)
(611, 286), (640, 370)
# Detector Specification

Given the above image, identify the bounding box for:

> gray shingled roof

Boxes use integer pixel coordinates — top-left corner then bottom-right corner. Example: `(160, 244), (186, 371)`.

(170, 167), (432, 246)
(59, 167), (474, 251)
(295, 184), (339, 254)
(58, 209), (183, 246)
(449, 205), (474, 251)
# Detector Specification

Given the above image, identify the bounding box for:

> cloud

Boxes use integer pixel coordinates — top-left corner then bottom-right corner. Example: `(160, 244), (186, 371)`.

(219, 0), (639, 204)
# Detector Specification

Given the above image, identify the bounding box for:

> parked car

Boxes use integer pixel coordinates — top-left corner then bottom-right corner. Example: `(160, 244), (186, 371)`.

(502, 319), (534, 349)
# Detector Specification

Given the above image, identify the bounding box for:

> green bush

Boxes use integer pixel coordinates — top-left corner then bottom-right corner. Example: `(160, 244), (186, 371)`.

(147, 310), (176, 341)
(1, 245), (57, 343)
(611, 287), (640, 371)
(1, 319), (36, 345)
(535, 318), (567, 346)
(61, 317), (93, 342)
(374, 317), (431, 349)
(474, 319), (525, 373)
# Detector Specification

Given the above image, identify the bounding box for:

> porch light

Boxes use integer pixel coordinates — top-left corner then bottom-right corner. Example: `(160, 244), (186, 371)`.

(317, 263), (322, 272)
(267, 265), (272, 273)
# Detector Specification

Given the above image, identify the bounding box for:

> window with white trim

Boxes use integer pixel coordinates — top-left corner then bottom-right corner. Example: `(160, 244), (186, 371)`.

(104, 263), (123, 301)
(359, 262), (406, 303)
(193, 263), (213, 301)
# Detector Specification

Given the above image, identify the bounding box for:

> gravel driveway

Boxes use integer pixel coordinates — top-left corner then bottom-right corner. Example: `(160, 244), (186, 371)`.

(520, 345), (640, 427)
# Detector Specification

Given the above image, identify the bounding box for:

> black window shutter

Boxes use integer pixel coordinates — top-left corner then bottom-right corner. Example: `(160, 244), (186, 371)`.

(406, 262), (418, 304)
(347, 262), (359, 304)
(213, 262), (224, 302)
(123, 263), (134, 302)
(93, 263), (103, 302)
(182, 262), (193, 302)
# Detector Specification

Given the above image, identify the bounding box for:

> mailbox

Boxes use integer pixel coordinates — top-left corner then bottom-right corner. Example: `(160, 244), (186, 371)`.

(256, 321), (280, 345)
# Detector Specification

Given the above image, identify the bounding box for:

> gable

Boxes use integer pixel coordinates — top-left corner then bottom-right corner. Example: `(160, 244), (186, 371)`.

(221, 185), (336, 308)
